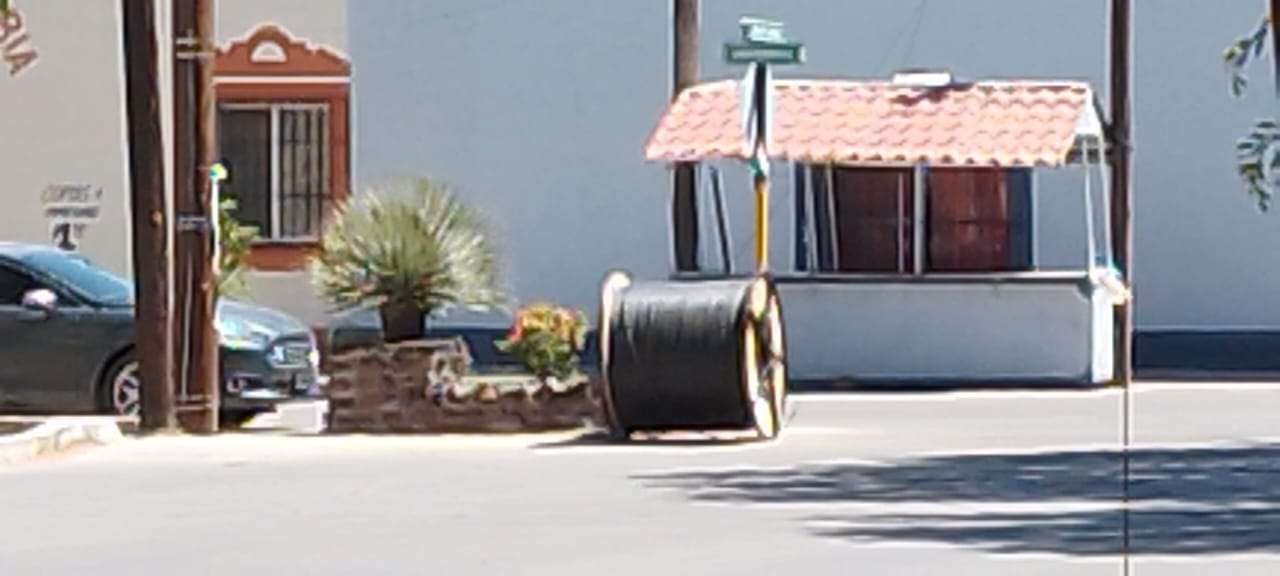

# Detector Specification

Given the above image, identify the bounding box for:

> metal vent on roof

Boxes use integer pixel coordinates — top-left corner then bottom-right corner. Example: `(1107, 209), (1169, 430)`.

(891, 69), (954, 88)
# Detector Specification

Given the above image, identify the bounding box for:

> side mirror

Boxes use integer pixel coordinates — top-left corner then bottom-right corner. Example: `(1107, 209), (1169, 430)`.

(20, 288), (58, 315)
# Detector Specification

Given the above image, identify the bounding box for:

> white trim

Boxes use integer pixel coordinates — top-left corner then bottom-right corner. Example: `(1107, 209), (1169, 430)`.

(825, 165), (839, 267)
(1074, 88), (1105, 138)
(912, 165), (926, 275)
(896, 171), (907, 273)
(1081, 137), (1097, 267)
(219, 21), (352, 62)
(1098, 135), (1114, 265)
(270, 107), (282, 238)
(783, 161), (793, 272)
(214, 75), (350, 85)
(804, 165), (818, 271)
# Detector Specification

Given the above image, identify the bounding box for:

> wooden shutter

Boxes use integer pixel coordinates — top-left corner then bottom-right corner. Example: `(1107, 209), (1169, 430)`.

(927, 169), (1016, 272)
(832, 168), (913, 273)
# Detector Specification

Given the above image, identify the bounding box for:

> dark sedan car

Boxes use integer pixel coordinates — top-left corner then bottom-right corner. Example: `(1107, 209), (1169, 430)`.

(0, 243), (322, 420)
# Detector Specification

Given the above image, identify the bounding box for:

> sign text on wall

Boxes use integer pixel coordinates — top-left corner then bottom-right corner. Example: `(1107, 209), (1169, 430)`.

(43, 184), (102, 251)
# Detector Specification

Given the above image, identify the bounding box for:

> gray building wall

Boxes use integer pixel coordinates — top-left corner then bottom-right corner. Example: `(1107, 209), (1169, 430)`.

(351, 1), (1280, 332)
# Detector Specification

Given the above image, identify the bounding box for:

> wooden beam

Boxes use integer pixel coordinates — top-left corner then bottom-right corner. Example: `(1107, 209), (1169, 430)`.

(172, 0), (220, 432)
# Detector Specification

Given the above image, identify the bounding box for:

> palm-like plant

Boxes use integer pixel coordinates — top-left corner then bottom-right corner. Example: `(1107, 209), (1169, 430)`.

(312, 178), (505, 341)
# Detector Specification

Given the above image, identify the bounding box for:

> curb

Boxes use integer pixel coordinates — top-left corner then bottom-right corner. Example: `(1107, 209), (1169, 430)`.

(0, 417), (129, 466)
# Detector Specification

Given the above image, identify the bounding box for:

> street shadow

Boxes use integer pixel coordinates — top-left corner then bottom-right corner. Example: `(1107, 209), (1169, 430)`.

(532, 429), (766, 450)
(634, 443), (1280, 556)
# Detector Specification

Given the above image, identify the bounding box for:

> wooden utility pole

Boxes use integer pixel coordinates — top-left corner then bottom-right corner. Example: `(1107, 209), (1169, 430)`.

(1109, 0), (1133, 385)
(1108, 1), (1135, 572)
(121, 0), (176, 431)
(672, 0), (700, 272)
(172, 0), (220, 432)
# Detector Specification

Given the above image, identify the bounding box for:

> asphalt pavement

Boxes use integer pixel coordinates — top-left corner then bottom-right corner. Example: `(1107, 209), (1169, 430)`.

(1, 383), (1277, 575)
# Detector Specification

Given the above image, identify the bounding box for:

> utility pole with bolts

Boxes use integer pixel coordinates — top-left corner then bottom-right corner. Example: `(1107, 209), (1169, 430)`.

(1110, 0), (1134, 386)
(1108, 0), (1134, 571)
(120, 0), (176, 431)
(671, 0), (699, 272)
(172, 0), (220, 433)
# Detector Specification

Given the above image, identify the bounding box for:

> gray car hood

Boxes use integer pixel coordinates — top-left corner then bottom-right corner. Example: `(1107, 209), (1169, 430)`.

(216, 299), (312, 341)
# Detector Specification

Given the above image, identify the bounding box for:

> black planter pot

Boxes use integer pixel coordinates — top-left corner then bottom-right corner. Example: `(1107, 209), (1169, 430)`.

(380, 302), (426, 343)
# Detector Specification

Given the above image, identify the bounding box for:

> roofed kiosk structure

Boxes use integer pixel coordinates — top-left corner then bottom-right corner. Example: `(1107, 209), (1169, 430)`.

(640, 72), (1127, 385)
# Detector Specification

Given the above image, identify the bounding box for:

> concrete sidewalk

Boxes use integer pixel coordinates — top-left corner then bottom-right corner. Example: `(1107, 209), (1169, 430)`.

(0, 416), (129, 465)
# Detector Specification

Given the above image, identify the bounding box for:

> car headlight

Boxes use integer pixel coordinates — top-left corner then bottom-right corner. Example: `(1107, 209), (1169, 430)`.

(217, 318), (272, 350)
(266, 342), (319, 368)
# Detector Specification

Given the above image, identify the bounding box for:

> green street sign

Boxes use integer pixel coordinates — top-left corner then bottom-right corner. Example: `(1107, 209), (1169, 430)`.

(724, 42), (805, 65)
(739, 17), (786, 45)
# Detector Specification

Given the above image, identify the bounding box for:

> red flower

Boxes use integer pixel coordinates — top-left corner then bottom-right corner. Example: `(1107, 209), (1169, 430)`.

(507, 311), (525, 342)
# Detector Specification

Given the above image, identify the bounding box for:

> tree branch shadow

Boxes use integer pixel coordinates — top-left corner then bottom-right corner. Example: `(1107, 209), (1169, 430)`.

(634, 443), (1280, 556)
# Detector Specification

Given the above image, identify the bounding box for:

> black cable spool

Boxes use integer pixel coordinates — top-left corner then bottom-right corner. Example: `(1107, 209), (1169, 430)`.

(598, 271), (787, 440)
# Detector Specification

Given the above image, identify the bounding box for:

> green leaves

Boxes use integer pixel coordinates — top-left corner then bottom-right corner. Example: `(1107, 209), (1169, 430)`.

(496, 303), (587, 380)
(311, 178), (505, 316)
(1235, 117), (1280, 212)
(1224, 14), (1280, 209)
(216, 198), (259, 300)
(1224, 16), (1271, 98)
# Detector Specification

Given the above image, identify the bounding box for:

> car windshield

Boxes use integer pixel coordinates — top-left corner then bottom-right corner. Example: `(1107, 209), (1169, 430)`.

(21, 251), (133, 307)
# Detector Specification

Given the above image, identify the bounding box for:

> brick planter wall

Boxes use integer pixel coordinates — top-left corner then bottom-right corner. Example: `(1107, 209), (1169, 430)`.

(325, 338), (604, 433)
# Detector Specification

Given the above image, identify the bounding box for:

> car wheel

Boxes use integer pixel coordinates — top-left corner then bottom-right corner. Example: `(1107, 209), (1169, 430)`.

(103, 355), (142, 417)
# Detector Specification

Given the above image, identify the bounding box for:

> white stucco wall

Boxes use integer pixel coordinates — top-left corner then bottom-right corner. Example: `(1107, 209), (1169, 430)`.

(0, 1), (136, 275)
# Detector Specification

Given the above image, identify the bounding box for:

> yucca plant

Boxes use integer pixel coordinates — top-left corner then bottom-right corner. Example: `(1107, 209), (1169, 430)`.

(312, 178), (505, 341)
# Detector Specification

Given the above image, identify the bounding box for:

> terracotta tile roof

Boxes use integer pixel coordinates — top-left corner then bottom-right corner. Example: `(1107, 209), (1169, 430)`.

(644, 79), (1096, 167)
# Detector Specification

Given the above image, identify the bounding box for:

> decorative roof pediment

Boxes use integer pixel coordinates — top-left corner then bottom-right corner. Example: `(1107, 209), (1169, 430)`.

(215, 24), (349, 77)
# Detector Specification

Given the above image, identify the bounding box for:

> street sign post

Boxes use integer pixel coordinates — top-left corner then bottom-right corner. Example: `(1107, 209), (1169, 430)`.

(724, 17), (804, 272)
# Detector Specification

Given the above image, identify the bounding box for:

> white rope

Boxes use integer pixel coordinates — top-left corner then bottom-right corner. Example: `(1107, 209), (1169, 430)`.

(1098, 135), (1114, 267)
(1082, 137), (1097, 268)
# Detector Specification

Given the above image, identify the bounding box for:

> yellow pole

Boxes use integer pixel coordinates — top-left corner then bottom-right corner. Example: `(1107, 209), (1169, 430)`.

(754, 172), (769, 272)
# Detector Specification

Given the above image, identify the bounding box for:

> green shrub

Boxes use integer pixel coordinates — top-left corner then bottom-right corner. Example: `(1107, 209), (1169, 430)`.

(216, 198), (259, 300)
(497, 303), (587, 380)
